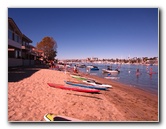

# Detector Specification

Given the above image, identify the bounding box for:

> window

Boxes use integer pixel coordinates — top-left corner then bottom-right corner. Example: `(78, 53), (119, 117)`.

(22, 41), (26, 46)
(15, 50), (22, 58)
(8, 30), (13, 40)
(19, 51), (22, 58)
(15, 50), (18, 58)
(14, 34), (20, 43)
(8, 29), (21, 43)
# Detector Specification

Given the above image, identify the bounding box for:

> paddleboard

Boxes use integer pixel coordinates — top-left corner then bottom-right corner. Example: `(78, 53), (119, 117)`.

(47, 83), (100, 93)
(82, 80), (112, 88)
(65, 81), (107, 90)
(70, 74), (87, 80)
(44, 113), (81, 121)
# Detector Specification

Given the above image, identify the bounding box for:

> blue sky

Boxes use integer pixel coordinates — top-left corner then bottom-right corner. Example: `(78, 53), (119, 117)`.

(8, 8), (158, 59)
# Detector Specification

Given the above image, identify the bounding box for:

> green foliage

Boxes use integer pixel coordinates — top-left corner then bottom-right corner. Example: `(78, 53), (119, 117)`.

(36, 37), (57, 60)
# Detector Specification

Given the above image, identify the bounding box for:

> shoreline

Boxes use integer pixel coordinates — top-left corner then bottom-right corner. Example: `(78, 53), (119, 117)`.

(8, 67), (158, 121)
(78, 70), (158, 96)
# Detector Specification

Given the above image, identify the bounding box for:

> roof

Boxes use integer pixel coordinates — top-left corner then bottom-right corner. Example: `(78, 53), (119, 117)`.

(8, 17), (33, 43)
(23, 34), (32, 43)
(35, 49), (44, 53)
(8, 17), (22, 36)
(29, 44), (36, 48)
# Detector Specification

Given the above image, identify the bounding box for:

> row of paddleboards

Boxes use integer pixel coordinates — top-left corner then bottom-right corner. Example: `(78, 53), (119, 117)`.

(71, 73), (119, 80)
(47, 74), (113, 93)
(45, 74), (113, 121)
(47, 83), (100, 93)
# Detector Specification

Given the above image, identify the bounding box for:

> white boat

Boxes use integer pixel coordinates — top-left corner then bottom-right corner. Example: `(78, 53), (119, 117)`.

(102, 69), (119, 74)
(87, 65), (99, 70)
(77, 64), (86, 68)
(82, 80), (112, 88)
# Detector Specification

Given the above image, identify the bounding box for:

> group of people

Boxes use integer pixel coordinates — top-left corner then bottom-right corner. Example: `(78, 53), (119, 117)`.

(49, 62), (155, 77)
(49, 61), (79, 73)
(136, 67), (153, 76)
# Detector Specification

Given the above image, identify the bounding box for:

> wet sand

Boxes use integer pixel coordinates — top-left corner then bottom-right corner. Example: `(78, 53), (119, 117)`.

(8, 67), (158, 122)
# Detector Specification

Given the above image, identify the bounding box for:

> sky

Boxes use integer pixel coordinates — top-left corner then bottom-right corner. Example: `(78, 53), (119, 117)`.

(8, 8), (158, 60)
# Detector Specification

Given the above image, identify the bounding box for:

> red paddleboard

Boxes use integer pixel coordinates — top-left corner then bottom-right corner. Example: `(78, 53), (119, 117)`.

(47, 83), (100, 93)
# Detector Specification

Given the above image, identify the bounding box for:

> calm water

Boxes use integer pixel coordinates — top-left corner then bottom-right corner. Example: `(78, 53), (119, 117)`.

(77, 63), (159, 95)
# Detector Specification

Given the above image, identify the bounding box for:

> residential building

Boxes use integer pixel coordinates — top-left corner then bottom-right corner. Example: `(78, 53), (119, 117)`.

(8, 17), (34, 67)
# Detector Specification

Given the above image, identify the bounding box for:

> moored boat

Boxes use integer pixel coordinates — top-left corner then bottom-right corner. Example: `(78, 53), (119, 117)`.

(78, 64), (86, 68)
(87, 65), (99, 70)
(102, 69), (119, 74)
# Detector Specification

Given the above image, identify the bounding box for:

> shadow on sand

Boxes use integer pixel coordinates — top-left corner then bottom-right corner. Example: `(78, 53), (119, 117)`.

(8, 65), (49, 82)
(67, 93), (102, 100)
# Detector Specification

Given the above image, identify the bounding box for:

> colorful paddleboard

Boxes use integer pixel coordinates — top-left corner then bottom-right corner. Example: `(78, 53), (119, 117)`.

(70, 74), (87, 80)
(82, 80), (112, 88)
(44, 113), (81, 121)
(65, 81), (107, 90)
(47, 83), (100, 93)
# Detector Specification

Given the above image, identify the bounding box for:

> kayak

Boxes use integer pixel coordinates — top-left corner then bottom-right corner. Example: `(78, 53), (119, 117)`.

(70, 74), (95, 81)
(64, 81), (107, 90)
(70, 74), (88, 80)
(82, 80), (112, 88)
(47, 83), (100, 93)
(44, 113), (81, 122)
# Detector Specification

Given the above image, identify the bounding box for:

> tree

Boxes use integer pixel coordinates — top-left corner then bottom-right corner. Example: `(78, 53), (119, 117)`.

(36, 37), (57, 60)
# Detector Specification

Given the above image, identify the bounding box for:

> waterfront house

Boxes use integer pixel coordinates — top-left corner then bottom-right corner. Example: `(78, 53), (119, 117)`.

(8, 17), (34, 67)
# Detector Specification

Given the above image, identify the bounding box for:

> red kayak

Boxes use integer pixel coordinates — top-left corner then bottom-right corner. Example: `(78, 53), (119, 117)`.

(47, 83), (100, 93)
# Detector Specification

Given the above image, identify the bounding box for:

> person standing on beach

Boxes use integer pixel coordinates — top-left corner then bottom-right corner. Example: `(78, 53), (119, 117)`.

(64, 63), (67, 74)
(51, 60), (55, 69)
(74, 65), (78, 73)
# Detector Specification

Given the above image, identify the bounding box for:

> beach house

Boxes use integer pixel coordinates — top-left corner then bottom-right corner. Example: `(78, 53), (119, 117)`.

(8, 17), (36, 67)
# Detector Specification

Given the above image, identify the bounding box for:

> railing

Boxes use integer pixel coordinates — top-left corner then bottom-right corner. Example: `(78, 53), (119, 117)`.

(8, 39), (22, 49)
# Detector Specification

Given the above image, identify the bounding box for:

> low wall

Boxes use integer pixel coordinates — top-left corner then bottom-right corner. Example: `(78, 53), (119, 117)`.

(8, 58), (35, 67)
(8, 58), (22, 67)
(23, 59), (35, 66)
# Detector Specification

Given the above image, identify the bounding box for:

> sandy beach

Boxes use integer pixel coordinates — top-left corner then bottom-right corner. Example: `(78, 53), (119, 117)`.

(8, 66), (158, 122)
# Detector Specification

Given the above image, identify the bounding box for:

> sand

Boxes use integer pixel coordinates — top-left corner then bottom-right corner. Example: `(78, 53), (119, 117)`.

(8, 67), (158, 122)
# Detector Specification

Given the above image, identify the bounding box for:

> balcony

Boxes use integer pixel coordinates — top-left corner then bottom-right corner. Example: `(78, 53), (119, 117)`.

(21, 45), (30, 51)
(8, 39), (22, 49)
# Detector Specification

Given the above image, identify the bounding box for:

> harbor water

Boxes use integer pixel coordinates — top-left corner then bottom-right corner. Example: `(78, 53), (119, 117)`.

(77, 63), (158, 95)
